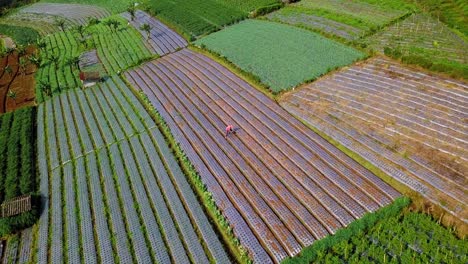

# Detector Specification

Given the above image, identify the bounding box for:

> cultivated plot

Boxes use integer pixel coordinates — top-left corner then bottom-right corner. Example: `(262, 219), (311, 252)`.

(18, 3), (111, 25)
(280, 57), (468, 222)
(363, 13), (468, 64)
(265, 0), (413, 41)
(29, 76), (229, 263)
(122, 10), (187, 56)
(125, 49), (400, 263)
(195, 20), (365, 93)
(35, 17), (153, 102)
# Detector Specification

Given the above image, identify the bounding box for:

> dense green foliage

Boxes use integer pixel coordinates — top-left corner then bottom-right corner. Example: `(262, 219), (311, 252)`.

(195, 20), (365, 93)
(35, 16), (153, 102)
(143, 0), (280, 39)
(415, 0), (467, 36)
(38, 0), (128, 13)
(284, 198), (467, 263)
(0, 0), (36, 15)
(0, 24), (40, 46)
(0, 107), (38, 236)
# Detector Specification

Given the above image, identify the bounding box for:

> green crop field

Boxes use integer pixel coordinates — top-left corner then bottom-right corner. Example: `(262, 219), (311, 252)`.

(0, 24), (40, 46)
(0, 107), (38, 236)
(265, 0), (415, 41)
(35, 16), (153, 102)
(195, 19), (365, 93)
(286, 210), (468, 263)
(39, 0), (130, 13)
(144, 0), (280, 39)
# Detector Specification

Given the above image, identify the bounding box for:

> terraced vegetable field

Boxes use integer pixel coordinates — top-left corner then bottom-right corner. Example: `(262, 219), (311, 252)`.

(122, 10), (187, 56)
(125, 49), (400, 263)
(144, 0), (280, 39)
(195, 20), (365, 92)
(363, 13), (467, 65)
(280, 57), (468, 223)
(265, 0), (414, 41)
(18, 3), (110, 26)
(35, 18), (154, 101)
(30, 76), (229, 263)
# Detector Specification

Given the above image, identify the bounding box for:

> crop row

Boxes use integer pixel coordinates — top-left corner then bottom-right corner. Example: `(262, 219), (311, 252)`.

(280, 57), (467, 221)
(0, 107), (37, 236)
(122, 10), (187, 56)
(31, 76), (228, 263)
(35, 17), (154, 102)
(125, 49), (400, 263)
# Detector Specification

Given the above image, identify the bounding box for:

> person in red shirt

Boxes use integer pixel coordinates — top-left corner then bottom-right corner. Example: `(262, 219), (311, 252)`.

(225, 125), (236, 138)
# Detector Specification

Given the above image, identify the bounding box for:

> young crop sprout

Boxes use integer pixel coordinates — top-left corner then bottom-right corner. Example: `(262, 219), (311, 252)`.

(140, 23), (151, 40)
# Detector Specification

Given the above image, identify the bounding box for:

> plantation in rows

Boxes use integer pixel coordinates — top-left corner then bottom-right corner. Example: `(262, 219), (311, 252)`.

(281, 57), (468, 224)
(362, 13), (468, 78)
(29, 77), (229, 263)
(35, 16), (154, 102)
(195, 20), (365, 93)
(144, 0), (281, 38)
(0, 107), (37, 236)
(265, 0), (414, 41)
(126, 49), (400, 263)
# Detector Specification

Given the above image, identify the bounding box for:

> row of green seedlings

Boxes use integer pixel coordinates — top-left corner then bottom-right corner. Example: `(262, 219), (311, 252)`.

(110, 77), (211, 263)
(132, 86), (252, 264)
(282, 197), (411, 264)
(0, 107), (39, 237)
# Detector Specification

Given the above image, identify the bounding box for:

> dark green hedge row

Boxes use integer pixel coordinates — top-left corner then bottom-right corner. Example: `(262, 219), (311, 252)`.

(0, 24), (40, 46)
(0, 106), (38, 237)
(282, 197), (411, 264)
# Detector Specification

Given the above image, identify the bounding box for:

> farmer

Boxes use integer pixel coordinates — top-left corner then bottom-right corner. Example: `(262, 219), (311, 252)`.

(225, 124), (236, 138)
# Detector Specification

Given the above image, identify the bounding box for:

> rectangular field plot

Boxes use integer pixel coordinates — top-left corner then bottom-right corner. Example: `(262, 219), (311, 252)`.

(32, 76), (229, 263)
(265, 0), (413, 41)
(195, 20), (365, 93)
(125, 49), (400, 263)
(280, 57), (468, 223)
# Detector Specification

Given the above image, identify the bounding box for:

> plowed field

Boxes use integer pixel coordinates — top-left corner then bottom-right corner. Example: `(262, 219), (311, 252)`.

(281, 57), (468, 223)
(125, 49), (400, 263)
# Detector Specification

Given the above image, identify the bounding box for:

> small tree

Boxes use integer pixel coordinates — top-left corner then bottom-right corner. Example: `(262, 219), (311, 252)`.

(140, 23), (151, 40)
(75, 24), (85, 38)
(36, 40), (46, 50)
(55, 18), (66, 31)
(87, 17), (100, 27)
(28, 54), (42, 67)
(39, 81), (52, 96)
(4, 65), (12, 76)
(7, 90), (17, 105)
(127, 3), (136, 21)
(17, 45), (26, 57)
(67, 55), (80, 69)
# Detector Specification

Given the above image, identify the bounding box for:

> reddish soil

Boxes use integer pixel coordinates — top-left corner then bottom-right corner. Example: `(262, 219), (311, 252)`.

(0, 46), (36, 114)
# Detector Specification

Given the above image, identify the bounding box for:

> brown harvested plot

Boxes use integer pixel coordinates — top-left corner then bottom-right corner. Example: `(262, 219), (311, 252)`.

(125, 49), (400, 263)
(0, 46), (36, 113)
(280, 56), (468, 223)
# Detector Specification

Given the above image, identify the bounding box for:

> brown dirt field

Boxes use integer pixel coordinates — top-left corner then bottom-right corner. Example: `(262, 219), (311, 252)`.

(0, 46), (36, 114)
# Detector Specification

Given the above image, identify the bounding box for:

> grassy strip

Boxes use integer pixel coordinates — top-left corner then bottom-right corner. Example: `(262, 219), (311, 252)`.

(126, 82), (252, 263)
(282, 196), (411, 264)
